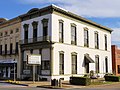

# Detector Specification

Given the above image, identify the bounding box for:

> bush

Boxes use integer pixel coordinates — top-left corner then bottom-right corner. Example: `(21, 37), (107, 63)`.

(104, 75), (120, 82)
(70, 76), (91, 86)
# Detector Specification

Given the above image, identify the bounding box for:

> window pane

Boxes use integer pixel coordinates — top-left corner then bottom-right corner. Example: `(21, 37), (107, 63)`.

(59, 53), (64, 74)
(71, 26), (76, 45)
(95, 56), (99, 73)
(42, 61), (50, 70)
(59, 22), (64, 43)
(72, 54), (77, 74)
(84, 30), (89, 47)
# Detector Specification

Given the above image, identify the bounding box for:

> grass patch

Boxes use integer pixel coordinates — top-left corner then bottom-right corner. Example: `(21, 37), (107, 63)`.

(91, 81), (115, 85)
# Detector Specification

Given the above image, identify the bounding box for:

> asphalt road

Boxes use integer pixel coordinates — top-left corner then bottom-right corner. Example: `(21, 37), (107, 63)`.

(0, 81), (120, 90)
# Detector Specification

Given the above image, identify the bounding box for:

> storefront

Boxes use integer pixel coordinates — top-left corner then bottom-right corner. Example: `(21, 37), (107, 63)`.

(0, 59), (17, 79)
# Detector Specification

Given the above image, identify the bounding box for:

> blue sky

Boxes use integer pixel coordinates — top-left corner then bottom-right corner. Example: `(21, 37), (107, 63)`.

(0, 0), (120, 47)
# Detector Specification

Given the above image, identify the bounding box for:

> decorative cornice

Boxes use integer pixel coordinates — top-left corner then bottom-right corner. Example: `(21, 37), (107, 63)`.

(19, 5), (113, 32)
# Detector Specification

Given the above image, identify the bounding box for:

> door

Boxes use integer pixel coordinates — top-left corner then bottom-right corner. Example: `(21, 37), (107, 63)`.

(85, 63), (89, 73)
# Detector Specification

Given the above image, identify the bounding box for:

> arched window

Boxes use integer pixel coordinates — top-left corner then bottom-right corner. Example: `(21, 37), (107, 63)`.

(95, 55), (99, 73)
(71, 23), (77, 45)
(59, 19), (64, 43)
(32, 21), (38, 42)
(23, 24), (29, 41)
(59, 51), (64, 74)
(71, 52), (77, 74)
(105, 34), (107, 50)
(84, 27), (89, 47)
(105, 57), (108, 73)
(95, 31), (99, 49)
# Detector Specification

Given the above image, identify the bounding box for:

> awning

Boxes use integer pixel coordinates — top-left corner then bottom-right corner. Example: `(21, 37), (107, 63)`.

(0, 59), (17, 64)
(84, 54), (94, 63)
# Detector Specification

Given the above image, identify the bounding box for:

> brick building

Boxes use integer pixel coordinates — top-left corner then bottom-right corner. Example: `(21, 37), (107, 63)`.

(112, 45), (120, 76)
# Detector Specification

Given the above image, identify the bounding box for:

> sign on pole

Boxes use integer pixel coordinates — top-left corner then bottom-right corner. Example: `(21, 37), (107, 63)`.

(27, 54), (41, 65)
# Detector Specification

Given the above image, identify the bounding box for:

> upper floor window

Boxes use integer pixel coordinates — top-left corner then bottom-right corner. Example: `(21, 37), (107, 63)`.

(10, 30), (13, 34)
(59, 51), (64, 75)
(71, 24), (77, 45)
(32, 21), (38, 41)
(16, 42), (18, 54)
(42, 18), (48, 37)
(10, 43), (13, 54)
(95, 31), (99, 49)
(71, 52), (77, 74)
(23, 24), (29, 40)
(105, 34), (107, 50)
(5, 44), (7, 54)
(0, 32), (3, 36)
(0, 45), (2, 55)
(95, 55), (99, 73)
(5, 31), (8, 36)
(84, 28), (89, 47)
(16, 28), (19, 33)
(59, 20), (64, 43)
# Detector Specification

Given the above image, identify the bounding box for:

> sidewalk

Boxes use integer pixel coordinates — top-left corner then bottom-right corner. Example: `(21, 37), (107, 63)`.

(5, 79), (120, 89)
(5, 80), (85, 89)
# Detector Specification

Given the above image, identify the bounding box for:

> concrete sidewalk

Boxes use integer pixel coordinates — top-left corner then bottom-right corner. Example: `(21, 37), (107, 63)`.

(5, 80), (85, 89)
(5, 80), (120, 89)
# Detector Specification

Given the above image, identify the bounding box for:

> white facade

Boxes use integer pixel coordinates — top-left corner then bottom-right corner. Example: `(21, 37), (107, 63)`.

(50, 13), (112, 80)
(19, 5), (112, 81)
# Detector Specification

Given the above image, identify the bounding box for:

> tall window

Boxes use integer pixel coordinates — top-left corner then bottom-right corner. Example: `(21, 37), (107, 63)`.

(32, 21), (38, 42)
(10, 30), (13, 34)
(0, 45), (2, 55)
(95, 55), (99, 73)
(71, 24), (77, 45)
(42, 19), (48, 37)
(41, 61), (50, 70)
(84, 28), (89, 47)
(59, 52), (64, 74)
(10, 43), (12, 54)
(16, 28), (19, 33)
(95, 31), (99, 49)
(105, 35), (107, 50)
(23, 24), (29, 40)
(0, 32), (3, 36)
(5, 31), (8, 36)
(105, 57), (108, 73)
(5, 44), (7, 54)
(59, 20), (64, 43)
(71, 53), (77, 74)
(16, 42), (18, 54)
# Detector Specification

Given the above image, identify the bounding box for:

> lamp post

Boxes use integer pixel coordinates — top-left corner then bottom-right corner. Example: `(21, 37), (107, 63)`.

(13, 59), (16, 81)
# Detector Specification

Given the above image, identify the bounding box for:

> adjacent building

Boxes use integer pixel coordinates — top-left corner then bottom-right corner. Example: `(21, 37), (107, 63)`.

(0, 17), (21, 79)
(112, 45), (120, 76)
(18, 5), (113, 81)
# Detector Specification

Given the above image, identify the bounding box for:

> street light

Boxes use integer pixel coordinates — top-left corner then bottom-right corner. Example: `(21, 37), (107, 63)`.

(13, 59), (16, 81)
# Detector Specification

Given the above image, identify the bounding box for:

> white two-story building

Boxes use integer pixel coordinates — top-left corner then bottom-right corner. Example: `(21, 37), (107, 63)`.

(18, 5), (112, 81)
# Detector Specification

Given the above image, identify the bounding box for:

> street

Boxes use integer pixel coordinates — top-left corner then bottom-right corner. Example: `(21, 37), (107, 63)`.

(0, 81), (120, 90)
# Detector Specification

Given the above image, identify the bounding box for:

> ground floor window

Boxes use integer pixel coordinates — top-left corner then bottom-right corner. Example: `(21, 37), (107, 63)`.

(117, 65), (120, 74)
(59, 52), (64, 75)
(41, 61), (50, 70)
(105, 57), (108, 73)
(71, 53), (77, 74)
(95, 55), (99, 73)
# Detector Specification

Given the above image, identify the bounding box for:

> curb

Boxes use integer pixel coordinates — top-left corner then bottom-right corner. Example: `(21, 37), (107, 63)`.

(37, 86), (63, 89)
(5, 82), (29, 86)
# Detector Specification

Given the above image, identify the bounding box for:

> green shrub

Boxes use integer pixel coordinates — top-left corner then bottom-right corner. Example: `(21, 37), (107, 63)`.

(104, 75), (120, 82)
(70, 76), (91, 86)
